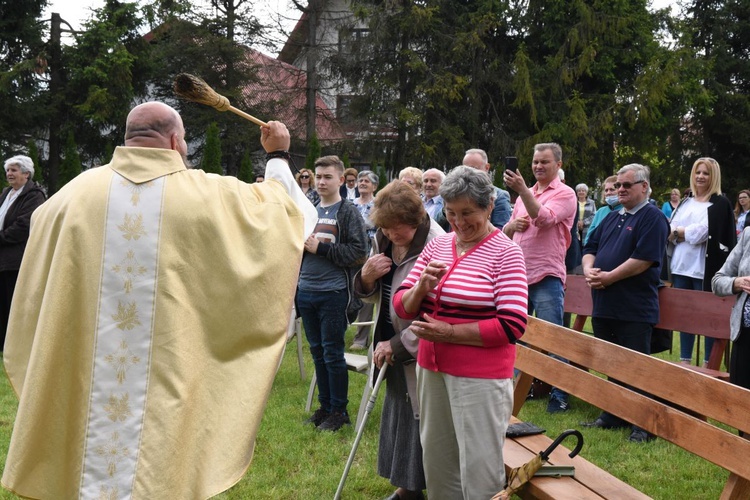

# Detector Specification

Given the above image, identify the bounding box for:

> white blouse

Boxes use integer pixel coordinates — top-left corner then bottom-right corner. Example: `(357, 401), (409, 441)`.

(670, 197), (711, 279)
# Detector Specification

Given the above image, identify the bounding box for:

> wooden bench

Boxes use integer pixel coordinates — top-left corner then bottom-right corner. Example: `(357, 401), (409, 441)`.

(506, 316), (750, 499)
(564, 274), (734, 376)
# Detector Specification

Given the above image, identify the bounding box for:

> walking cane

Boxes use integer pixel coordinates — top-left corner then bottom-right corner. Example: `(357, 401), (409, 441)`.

(334, 363), (389, 500)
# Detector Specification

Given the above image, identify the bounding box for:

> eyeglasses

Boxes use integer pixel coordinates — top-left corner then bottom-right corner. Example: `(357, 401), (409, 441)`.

(613, 181), (645, 190)
(299, 175), (310, 179)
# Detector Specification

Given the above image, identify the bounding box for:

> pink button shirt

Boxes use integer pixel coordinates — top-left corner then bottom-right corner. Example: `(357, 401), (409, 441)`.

(510, 176), (577, 286)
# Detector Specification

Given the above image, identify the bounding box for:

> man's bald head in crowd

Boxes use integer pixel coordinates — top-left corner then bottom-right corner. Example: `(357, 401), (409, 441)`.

(125, 102), (188, 160)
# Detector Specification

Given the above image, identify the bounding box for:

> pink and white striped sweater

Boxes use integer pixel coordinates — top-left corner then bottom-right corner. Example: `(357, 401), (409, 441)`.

(393, 229), (528, 379)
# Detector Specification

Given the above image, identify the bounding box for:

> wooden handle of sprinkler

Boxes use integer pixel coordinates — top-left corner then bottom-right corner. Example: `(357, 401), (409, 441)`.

(228, 106), (268, 127)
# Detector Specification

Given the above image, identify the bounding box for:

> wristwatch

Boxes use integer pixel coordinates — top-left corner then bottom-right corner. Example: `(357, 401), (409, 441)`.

(672, 229), (679, 242)
(265, 150), (291, 162)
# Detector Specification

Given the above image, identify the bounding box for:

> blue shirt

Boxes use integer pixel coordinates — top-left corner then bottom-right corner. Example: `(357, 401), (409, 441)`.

(491, 187), (512, 229)
(583, 201), (669, 324)
(424, 195), (444, 221)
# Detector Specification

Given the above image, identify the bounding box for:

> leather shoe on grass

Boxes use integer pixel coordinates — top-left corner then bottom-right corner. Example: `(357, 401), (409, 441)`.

(317, 410), (350, 432)
(628, 428), (655, 443)
(304, 408), (329, 427)
(546, 397), (569, 413)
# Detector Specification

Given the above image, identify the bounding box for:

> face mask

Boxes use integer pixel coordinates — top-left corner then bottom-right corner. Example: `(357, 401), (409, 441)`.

(605, 195), (619, 206)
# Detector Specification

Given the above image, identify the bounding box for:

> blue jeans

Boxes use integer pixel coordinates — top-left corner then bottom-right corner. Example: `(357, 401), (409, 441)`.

(528, 276), (568, 401)
(672, 274), (713, 363)
(297, 288), (349, 412)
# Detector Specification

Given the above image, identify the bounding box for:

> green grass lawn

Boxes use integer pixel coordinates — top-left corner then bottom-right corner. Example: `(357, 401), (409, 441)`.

(0, 319), (731, 499)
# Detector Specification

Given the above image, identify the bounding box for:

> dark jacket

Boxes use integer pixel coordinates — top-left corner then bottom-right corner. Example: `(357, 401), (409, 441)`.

(352, 215), (445, 418)
(314, 199), (369, 322)
(669, 193), (736, 291)
(704, 193), (736, 291)
(339, 184), (359, 201)
(0, 179), (46, 272)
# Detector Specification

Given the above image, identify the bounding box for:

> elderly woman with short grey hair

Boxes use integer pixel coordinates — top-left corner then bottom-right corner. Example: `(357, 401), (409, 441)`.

(0, 155), (46, 347)
(393, 165), (528, 499)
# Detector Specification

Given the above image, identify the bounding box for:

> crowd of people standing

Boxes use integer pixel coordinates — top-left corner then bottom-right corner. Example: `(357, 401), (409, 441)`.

(3, 101), (750, 499)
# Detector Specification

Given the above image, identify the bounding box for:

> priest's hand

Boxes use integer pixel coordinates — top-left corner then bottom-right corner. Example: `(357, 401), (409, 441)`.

(260, 121), (291, 153)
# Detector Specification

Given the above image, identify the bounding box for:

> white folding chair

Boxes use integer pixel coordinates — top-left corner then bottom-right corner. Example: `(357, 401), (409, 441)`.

(305, 301), (379, 431)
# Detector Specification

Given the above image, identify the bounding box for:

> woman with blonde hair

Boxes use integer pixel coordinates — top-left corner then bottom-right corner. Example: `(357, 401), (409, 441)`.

(668, 157), (736, 365)
(398, 167), (423, 193)
(295, 168), (319, 205)
(662, 188), (681, 219)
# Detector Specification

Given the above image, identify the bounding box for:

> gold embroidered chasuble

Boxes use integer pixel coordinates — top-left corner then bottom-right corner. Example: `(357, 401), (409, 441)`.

(2, 147), (305, 499)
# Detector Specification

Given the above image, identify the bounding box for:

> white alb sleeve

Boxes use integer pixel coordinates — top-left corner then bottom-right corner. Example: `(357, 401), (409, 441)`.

(265, 158), (317, 237)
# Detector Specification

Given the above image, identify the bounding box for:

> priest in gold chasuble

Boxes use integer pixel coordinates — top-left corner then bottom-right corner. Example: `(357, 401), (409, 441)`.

(2, 103), (316, 499)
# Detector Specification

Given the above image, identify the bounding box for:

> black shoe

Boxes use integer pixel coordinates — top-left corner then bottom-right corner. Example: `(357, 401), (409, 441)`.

(316, 410), (351, 432)
(628, 428), (655, 443)
(304, 408), (329, 427)
(581, 417), (628, 430)
(546, 397), (569, 413)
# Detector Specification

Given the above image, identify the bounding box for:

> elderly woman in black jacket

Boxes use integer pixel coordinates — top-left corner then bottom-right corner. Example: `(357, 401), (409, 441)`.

(0, 155), (46, 349)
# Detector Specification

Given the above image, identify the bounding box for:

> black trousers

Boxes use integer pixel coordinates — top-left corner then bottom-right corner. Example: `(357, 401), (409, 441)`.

(0, 269), (19, 351)
(731, 325), (750, 391)
(591, 317), (653, 429)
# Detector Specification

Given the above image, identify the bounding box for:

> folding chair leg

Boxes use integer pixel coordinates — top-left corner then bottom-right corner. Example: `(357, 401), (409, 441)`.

(305, 373), (317, 412)
(295, 318), (306, 379)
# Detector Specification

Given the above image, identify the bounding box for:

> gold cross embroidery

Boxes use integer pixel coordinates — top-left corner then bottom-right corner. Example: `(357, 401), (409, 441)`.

(111, 250), (148, 293)
(104, 340), (141, 384)
(95, 431), (130, 477)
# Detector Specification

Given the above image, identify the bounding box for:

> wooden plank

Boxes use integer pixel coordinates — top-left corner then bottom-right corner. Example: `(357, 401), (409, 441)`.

(721, 474), (750, 500)
(515, 344), (750, 480)
(521, 318), (750, 431)
(657, 286), (732, 338)
(506, 417), (651, 500)
(564, 275), (593, 315)
(513, 372), (534, 416)
(563, 275), (733, 340)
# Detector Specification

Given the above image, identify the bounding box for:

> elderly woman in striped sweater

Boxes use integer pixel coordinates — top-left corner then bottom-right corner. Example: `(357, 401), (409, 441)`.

(393, 165), (528, 500)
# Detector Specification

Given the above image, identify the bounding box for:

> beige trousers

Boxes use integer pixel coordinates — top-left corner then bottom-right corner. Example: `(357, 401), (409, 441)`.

(417, 366), (512, 500)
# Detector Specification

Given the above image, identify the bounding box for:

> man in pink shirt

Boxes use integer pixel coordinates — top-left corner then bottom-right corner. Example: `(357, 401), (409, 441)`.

(503, 143), (576, 413)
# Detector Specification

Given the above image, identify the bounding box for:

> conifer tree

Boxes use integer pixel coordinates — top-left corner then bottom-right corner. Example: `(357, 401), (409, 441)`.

(305, 133), (321, 170)
(201, 122), (223, 174)
(27, 139), (43, 186)
(238, 149), (253, 182)
(59, 131), (82, 189)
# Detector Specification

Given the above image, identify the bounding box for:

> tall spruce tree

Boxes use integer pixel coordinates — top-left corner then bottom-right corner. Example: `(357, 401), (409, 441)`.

(0, 0), (48, 154)
(59, 131), (82, 188)
(146, 1), (267, 177)
(305, 133), (322, 170)
(686, 0), (750, 195)
(26, 139), (43, 186)
(60, 0), (152, 169)
(238, 149), (253, 182)
(201, 122), (223, 174)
